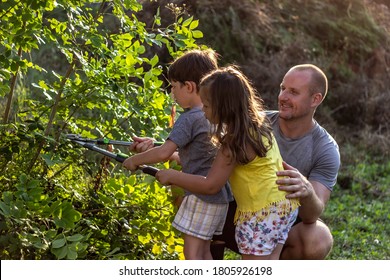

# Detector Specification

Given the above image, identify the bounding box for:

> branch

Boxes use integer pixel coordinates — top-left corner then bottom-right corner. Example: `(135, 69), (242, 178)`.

(2, 47), (22, 124)
(28, 61), (76, 173)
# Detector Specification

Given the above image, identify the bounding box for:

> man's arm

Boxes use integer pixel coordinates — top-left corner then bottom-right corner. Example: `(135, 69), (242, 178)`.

(276, 161), (331, 224)
(299, 180), (330, 223)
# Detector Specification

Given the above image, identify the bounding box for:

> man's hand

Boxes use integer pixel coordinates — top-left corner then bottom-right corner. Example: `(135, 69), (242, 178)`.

(277, 161), (331, 223)
(276, 161), (314, 200)
(129, 136), (154, 153)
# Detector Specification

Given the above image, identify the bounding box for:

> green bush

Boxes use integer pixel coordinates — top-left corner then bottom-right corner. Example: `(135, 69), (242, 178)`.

(0, 0), (204, 259)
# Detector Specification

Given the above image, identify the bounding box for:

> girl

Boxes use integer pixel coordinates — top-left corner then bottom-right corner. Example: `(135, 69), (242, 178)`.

(123, 50), (231, 260)
(156, 66), (299, 260)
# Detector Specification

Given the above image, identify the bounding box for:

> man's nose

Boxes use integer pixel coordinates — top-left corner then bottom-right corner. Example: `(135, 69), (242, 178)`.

(279, 89), (289, 100)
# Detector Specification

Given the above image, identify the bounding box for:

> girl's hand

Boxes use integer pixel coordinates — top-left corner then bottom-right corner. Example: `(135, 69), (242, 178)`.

(122, 157), (138, 172)
(155, 169), (179, 185)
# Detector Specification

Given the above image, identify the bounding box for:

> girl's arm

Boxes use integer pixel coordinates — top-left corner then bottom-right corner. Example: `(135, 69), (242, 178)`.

(156, 148), (235, 195)
(123, 140), (177, 171)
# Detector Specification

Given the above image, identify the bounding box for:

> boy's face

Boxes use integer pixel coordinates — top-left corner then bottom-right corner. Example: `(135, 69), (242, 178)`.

(170, 81), (189, 108)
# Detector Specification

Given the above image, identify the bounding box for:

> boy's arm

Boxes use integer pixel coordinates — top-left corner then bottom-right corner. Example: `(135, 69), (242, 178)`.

(129, 136), (181, 164)
(123, 140), (177, 171)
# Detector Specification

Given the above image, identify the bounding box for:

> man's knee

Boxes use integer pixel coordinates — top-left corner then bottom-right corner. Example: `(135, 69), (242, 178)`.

(311, 223), (333, 258)
(281, 221), (333, 260)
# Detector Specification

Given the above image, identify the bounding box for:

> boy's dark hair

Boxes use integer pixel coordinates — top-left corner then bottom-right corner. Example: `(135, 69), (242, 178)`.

(167, 49), (218, 90)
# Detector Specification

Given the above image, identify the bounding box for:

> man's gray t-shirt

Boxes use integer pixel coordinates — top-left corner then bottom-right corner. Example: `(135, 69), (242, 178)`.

(267, 111), (340, 191)
(168, 107), (232, 203)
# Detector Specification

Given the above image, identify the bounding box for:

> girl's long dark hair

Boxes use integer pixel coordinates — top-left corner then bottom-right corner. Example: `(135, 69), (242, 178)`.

(200, 66), (273, 164)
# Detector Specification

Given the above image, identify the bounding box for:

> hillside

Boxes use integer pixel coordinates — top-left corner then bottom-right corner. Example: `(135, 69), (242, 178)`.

(140, 0), (390, 163)
(138, 0), (390, 259)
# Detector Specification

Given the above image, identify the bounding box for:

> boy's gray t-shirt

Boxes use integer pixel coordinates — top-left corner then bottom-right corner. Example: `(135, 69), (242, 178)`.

(168, 107), (232, 203)
(266, 111), (340, 191)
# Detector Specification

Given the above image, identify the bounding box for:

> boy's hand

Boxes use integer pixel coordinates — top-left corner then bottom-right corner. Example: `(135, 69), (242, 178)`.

(129, 136), (154, 153)
(122, 157), (138, 172)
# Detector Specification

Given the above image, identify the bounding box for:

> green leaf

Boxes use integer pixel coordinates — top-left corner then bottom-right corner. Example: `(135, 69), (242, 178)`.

(33, 240), (48, 249)
(38, 80), (49, 90)
(152, 243), (162, 254)
(2, 192), (14, 204)
(174, 40), (186, 48)
(52, 238), (66, 249)
(192, 30), (203, 39)
(150, 54), (159, 67)
(138, 233), (151, 244)
(137, 45), (146, 54)
(52, 246), (67, 259)
(66, 234), (84, 242)
(53, 202), (82, 228)
(182, 16), (193, 27)
(0, 201), (10, 216)
(41, 153), (65, 166)
(189, 20), (199, 30)
(67, 247), (78, 260)
(45, 229), (58, 240)
(27, 187), (45, 202)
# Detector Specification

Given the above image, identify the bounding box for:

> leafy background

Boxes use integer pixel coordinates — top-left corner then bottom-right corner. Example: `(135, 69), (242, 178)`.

(0, 0), (389, 259)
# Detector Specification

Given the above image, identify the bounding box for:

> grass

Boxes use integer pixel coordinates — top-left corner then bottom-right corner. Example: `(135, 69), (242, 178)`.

(324, 182), (389, 259)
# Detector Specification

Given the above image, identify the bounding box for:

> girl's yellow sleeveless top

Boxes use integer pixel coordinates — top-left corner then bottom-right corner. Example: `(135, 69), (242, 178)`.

(229, 136), (300, 223)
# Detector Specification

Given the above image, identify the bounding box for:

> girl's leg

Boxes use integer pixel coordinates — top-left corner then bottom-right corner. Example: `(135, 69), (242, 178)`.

(241, 244), (283, 260)
(184, 234), (212, 260)
(236, 206), (298, 260)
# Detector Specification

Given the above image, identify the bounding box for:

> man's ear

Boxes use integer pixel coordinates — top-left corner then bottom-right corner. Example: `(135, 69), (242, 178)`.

(312, 92), (323, 107)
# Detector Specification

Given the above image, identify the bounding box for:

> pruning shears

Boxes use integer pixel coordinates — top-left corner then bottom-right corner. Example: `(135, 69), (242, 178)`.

(65, 134), (161, 176)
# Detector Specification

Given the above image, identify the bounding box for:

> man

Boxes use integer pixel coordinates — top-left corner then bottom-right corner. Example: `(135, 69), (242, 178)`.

(130, 64), (341, 260)
(211, 64), (340, 259)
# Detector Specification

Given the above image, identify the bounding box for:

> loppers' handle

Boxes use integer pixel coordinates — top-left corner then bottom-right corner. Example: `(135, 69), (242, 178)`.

(69, 142), (159, 177)
(117, 154), (159, 176)
(140, 165), (159, 177)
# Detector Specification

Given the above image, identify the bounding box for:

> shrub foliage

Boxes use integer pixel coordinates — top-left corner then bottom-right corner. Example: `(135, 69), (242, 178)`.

(0, 0), (204, 259)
